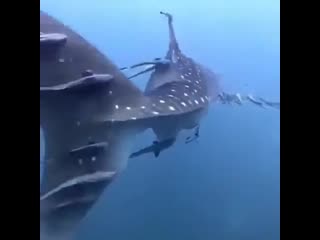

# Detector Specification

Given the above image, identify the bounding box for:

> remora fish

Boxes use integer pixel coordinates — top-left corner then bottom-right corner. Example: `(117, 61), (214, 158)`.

(40, 11), (187, 240)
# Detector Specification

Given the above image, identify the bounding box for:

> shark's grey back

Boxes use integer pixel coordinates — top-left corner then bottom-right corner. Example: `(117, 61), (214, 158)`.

(40, 11), (148, 240)
(40, 11), (139, 92)
(40, 11), (204, 239)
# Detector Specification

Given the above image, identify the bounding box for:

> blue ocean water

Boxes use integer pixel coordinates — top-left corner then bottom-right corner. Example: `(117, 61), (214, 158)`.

(40, 0), (280, 239)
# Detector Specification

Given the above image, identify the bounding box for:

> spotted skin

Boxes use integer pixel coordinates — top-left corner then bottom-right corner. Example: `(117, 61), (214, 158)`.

(40, 11), (191, 240)
(129, 12), (221, 158)
(127, 12), (278, 158)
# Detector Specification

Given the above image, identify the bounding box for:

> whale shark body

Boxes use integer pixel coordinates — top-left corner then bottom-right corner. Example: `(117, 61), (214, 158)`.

(40, 10), (279, 239)
(40, 11), (144, 240)
(40, 11), (198, 240)
(127, 11), (280, 158)
(129, 12), (222, 158)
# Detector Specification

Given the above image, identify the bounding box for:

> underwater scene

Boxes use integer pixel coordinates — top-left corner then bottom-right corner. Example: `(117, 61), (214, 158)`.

(40, 0), (280, 240)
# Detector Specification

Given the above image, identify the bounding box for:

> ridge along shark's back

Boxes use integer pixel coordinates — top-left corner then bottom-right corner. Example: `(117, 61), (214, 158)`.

(40, 10), (205, 239)
(40, 11), (158, 240)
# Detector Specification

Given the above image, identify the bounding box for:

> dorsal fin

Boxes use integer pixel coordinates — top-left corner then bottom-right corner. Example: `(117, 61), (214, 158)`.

(160, 11), (182, 60)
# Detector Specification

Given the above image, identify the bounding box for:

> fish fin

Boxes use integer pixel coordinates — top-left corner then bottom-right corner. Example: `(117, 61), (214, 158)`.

(160, 11), (181, 58)
(129, 137), (177, 159)
(120, 58), (169, 71)
(185, 125), (200, 144)
(154, 149), (161, 158)
(120, 59), (170, 79)
(128, 66), (156, 79)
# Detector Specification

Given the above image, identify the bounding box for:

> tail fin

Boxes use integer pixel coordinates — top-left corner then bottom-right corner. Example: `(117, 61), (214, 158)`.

(160, 11), (181, 59)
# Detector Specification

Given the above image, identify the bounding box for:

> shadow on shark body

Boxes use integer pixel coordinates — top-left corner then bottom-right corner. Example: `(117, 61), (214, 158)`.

(125, 11), (280, 159)
(40, 11), (193, 240)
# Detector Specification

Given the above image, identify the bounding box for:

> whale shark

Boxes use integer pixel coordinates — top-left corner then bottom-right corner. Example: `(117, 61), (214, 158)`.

(40, 11), (200, 240)
(127, 11), (222, 158)
(40, 11), (144, 240)
(124, 11), (279, 158)
(40, 10), (279, 239)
